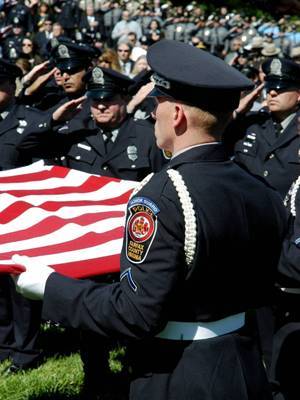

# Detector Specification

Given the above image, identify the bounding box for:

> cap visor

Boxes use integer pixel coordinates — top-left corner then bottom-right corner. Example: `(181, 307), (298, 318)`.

(86, 90), (117, 101)
(265, 79), (299, 91)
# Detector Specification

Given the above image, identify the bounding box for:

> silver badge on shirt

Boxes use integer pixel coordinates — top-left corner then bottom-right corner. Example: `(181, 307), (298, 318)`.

(127, 145), (138, 161)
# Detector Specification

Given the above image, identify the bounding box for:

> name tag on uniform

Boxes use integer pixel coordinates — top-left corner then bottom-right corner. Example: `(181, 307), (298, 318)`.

(58, 125), (69, 132)
(77, 143), (91, 151)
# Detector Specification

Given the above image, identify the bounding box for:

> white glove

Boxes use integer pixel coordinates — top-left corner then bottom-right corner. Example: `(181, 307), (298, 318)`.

(11, 254), (54, 300)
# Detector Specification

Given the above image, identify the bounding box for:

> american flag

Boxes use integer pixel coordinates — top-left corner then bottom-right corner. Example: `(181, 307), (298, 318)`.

(0, 162), (137, 278)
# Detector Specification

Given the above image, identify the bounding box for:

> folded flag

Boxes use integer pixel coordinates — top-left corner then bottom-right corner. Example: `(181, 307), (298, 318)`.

(0, 162), (137, 278)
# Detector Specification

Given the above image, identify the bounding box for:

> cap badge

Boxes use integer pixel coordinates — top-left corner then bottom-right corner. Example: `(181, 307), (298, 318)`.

(270, 59), (282, 76)
(127, 145), (138, 161)
(92, 67), (104, 85)
(58, 44), (70, 59)
(152, 73), (171, 90)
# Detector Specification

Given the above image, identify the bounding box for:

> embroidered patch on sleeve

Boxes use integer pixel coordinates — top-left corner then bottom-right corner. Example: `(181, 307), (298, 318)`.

(126, 197), (160, 264)
(120, 268), (137, 292)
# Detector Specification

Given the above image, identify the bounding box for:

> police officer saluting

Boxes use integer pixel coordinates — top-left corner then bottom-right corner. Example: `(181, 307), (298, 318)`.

(18, 67), (167, 180)
(13, 40), (287, 399)
(20, 38), (98, 111)
(233, 58), (300, 199)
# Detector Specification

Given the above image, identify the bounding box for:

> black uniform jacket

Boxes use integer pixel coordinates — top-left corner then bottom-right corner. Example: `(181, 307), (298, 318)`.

(0, 103), (46, 170)
(232, 109), (300, 199)
(17, 113), (167, 181)
(41, 144), (287, 399)
(42, 143), (286, 335)
(277, 181), (300, 286)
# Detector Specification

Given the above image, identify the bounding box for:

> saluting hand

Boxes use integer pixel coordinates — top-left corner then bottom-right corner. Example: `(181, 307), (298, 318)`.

(52, 96), (87, 123)
(234, 82), (265, 117)
(24, 67), (57, 96)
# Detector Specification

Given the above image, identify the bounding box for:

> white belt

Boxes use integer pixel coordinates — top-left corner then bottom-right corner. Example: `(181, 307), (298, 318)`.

(280, 287), (300, 294)
(156, 312), (245, 341)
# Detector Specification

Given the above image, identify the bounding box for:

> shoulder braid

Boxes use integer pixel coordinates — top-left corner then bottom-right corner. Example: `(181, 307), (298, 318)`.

(167, 169), (197, 268)
(286, 175), (300, 217)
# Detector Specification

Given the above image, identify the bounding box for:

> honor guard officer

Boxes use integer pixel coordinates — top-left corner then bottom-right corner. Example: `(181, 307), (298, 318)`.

(0, 59), (44, 374)
(13, 40), (287, 400)
(233, 58), (300, 199)
(18, 67), (168, 180)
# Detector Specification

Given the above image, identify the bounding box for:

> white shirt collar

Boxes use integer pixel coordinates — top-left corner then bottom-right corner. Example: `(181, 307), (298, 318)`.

(102, 128), (119, 143)
(280, 112), (296, 132)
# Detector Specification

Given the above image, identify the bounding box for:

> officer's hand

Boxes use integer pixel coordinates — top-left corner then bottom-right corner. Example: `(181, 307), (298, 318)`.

(234, 82), (264, 117)
(11, 255), (54, 300)
(52, 96), (87, 123)
(127, 82), (154, 114)
(22, 61), (50, 86)
(24, 68), (56, 96)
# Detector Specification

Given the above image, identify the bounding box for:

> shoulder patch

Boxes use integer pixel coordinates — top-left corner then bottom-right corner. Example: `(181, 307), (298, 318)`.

(126, 197), (160, 264)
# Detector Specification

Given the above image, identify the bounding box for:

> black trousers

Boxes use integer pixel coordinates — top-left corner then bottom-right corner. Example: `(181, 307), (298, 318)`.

(80, 273), (130, 399)
(0, 275), (42, 367)
(127, 332), (272, 400)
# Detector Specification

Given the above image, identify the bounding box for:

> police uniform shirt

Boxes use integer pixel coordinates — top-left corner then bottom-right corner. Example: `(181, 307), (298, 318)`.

(233, 109), (300, 199)
(17, 114), (168, 181)
(0, 103), (46, 171)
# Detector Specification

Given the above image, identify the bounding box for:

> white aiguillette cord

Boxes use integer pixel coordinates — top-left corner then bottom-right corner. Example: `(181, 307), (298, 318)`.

(285, 175), (300, 217)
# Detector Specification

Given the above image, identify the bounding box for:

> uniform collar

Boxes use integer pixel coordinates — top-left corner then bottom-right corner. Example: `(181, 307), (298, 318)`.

(168, 142), (228, 168)
(280, 112), (296, 131)
(171, 142), (221, 159)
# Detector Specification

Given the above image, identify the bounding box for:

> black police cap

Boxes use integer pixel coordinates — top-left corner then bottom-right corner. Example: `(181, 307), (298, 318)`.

(147, 39), (254, 111)
(51, 38), (97, 72)
(84, 67), (134, 101)
(0, 59), (22, 81)
(262, 58), (300, 91)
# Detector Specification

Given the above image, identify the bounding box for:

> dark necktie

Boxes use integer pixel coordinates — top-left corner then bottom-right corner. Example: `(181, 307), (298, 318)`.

(102, 130), (113, 153)
(273, 121), (282, 138)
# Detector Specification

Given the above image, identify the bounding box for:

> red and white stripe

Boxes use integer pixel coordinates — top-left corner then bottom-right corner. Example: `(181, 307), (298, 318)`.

(0, 162), (137, 278)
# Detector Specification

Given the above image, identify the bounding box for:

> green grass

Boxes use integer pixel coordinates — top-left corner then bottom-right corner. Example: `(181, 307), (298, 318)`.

(0, 324), (128, 400)
(0, 354), (84, 400)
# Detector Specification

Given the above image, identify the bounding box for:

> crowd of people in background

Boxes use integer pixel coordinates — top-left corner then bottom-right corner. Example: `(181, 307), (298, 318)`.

(0, 0), (299, 80)
(0, 1), (299, 400)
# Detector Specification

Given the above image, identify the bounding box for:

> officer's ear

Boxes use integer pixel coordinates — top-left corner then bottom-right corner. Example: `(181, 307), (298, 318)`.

(173, 103), (187, 132)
